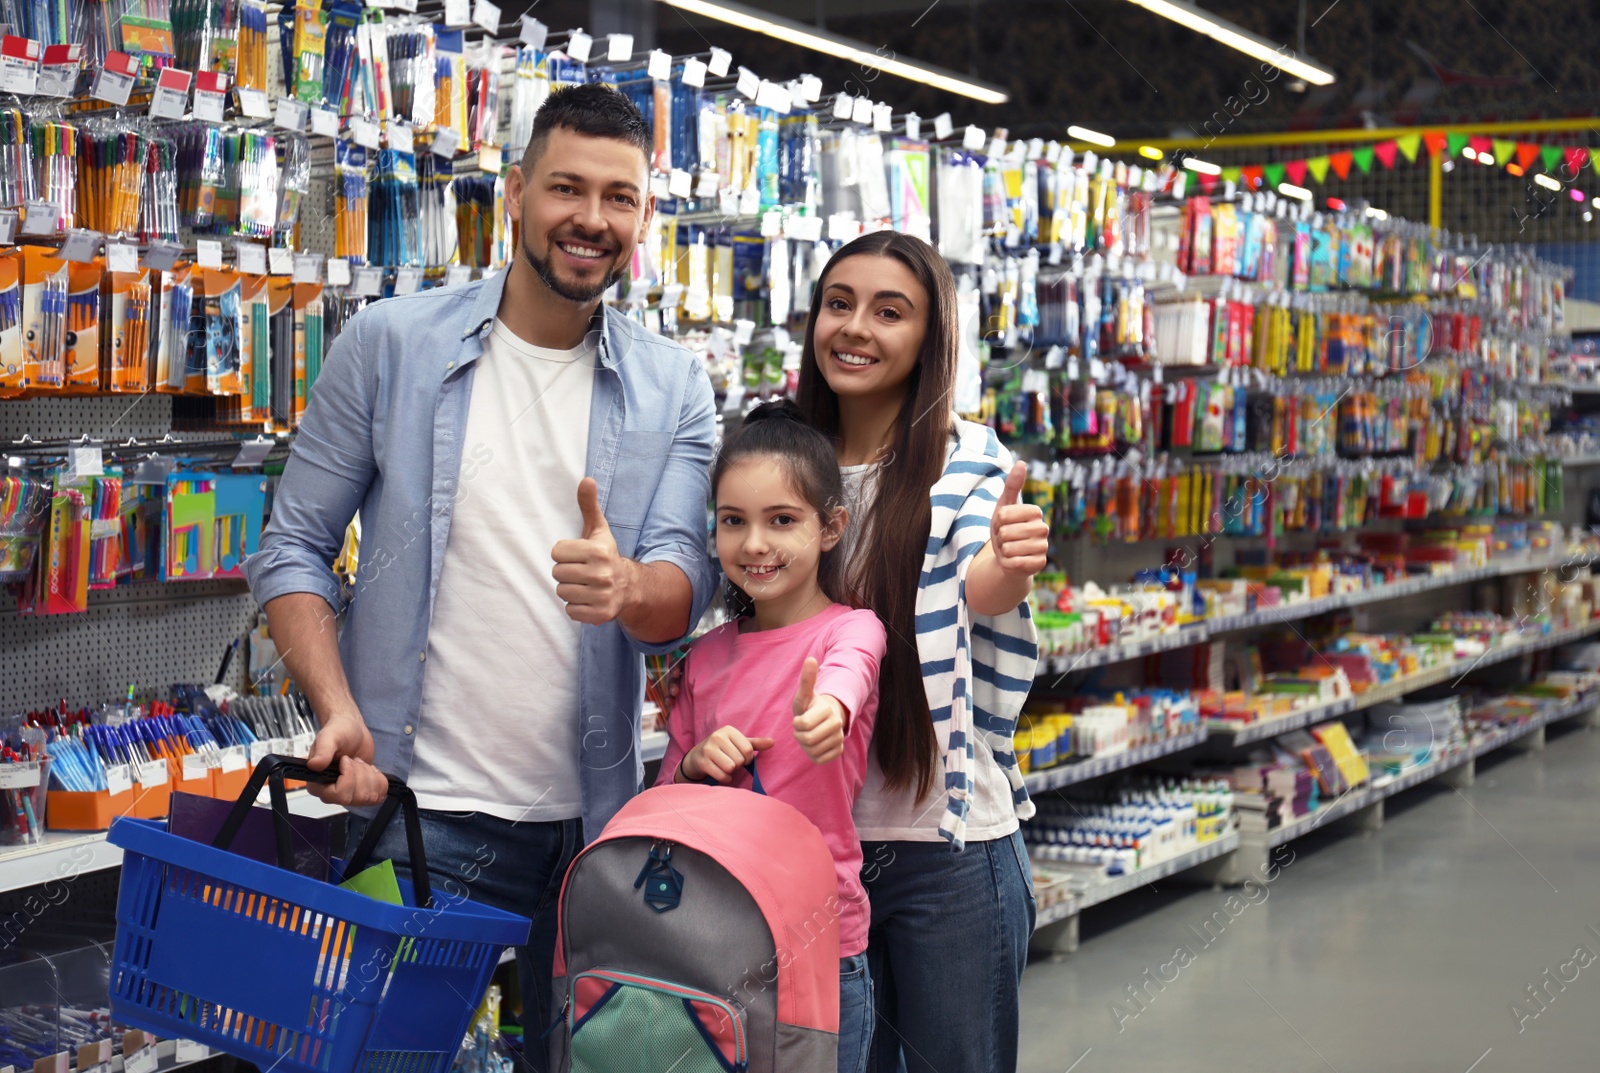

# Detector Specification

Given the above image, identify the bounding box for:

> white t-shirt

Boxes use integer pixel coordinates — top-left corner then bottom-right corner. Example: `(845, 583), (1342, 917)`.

(840, 458), (1021, 844)
(408, 320), (594, 821)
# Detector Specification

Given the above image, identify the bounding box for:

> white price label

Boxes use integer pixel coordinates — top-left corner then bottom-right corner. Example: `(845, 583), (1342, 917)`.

(431, 127), (461, 158)
(394, 267), (422, 294)
(933, 113), (953, 140)
(443, 0), (469, 25)
(0, 209), (15, 245)
(37, 42), (79, 97)
(519, 15), (547, 48)
(135, 759), (167, 787)
(386, 120), (413, 153)
(268, 247), (294, 275)
(832, 93), (852, 120)
(606, 32), (632, 61)
(731, 318), (755, 346)
(293, 253), (323, 283)
(275, 97), (308, 132)
(20, 200), (57, 235)
(352, 265), (384, 296)
(905, 114), (921, 139)
(738, 185), (760, 215)
(248, 741), (272, 765)
(351, 118), (381, 149)
(962, 125), (987, 151)
(566, 30), (592, 63)
(799, 74), (823, 102)
(106, 765), (132, 796)
(91, 52), (136, 105)
(873, 103), (892, 133)
(327, 257), (352, 286)
(445, 265), (473, 286)
(735, 66), (759, 99)
(473, 0), (500, 31)
(827, 214), (859, 241)
(707, 46), (731, 76)
(0, 762), (40, 789)
(182, 754), (210, 782)
(125, 1048), (157, 1073)
(291, 731), (315, 758)
(194, 87), (226, 123)
(174, 1042), (209, 1064)
(310, 107), (340, 138)
(238, 87), (271, 118)
(668, 169), (692, 199)
(0, 36), (40, 95)
(60, 229), (102, 263)
(759, 210), (782, 237)
(149, 68), (192, 120)
(269, 737), (292, 759)
(695, 170), (719, 196)
(72, 446), (103, 477)
(681, 55), (706, 87)
(647, 49), (671, 81)
(196, 239), (223, 268)
(236, 242), (267, 275)
(218, 747), (248, 774)
(988, 136), (1006, 159)
(144, 240), (183, 271)
(851, 97), (873, 125)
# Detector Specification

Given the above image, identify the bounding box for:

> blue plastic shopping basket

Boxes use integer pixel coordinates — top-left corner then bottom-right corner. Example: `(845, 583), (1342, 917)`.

(107, 756), (532, 1073)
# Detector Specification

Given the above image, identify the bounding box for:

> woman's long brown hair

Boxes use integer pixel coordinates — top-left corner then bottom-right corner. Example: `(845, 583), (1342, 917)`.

(797, 231), (958, 803)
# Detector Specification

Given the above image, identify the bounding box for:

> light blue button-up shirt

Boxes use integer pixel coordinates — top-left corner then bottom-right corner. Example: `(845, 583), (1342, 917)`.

(244, 269), (717, 841)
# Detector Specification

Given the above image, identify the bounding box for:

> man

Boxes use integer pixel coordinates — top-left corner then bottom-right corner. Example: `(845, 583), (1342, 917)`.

(244, 84), (715, 1067)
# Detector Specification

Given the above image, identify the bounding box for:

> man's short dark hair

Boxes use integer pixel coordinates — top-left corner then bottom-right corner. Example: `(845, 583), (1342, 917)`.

(522, 82), (651, 171)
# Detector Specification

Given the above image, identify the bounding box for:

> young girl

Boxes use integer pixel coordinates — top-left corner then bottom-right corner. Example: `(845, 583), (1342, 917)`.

(796, 230), (1050, 1073)
(655, 400), (887, 1073)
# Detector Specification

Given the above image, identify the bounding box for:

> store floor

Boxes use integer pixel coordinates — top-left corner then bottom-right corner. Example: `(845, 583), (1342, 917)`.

(1017, 722), (1600, 1073)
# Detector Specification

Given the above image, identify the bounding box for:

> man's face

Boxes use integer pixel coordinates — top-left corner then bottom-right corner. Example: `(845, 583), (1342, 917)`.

(508, 126), (653, 305)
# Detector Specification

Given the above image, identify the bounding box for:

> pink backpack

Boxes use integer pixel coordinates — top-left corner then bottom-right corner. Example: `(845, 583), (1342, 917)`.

(549, 778), (840, 1072)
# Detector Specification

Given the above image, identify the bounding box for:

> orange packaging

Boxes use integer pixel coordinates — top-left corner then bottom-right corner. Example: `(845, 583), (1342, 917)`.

(0, 251), (20, 396)
(202, 268), (244, 396)
(105, 268), (154, 394)
(155, 262), (194, 393)
(21, 247), (68, 391)
(63, 259), (104, 390)
(45, 787), (138, 831)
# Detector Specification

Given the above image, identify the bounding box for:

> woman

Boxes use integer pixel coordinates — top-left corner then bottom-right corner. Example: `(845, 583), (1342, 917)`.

(797, 230), (1049, 1073)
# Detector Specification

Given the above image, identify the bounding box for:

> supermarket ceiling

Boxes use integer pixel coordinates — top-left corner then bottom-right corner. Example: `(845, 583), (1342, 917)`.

(524, 0), (1600, 140)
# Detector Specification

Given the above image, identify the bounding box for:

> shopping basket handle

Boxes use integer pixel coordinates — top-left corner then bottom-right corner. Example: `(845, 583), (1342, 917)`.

(212, 754), (434, 909)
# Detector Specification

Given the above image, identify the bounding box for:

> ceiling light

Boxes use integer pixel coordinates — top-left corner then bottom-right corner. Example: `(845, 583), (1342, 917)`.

(1139, 145), (1164, 160)
(1573, 188), (1587, 201)
(1586, 211), (1594, 222)
(1279, 182), (1312, 200)
(1326, 197), (1346, 211)
(1366, 206), (1388, 220)
(1535, 173), (1562, 191)
(1479, 153), (1495, 166)
(1068, 125), (1116, 148)
(1507, 163), (1525, 177)
(1462, 146), (1477, 161)
(1122, 0), (1336, 85)
(657, 0), (1009, 103)
(1591, 197), (1599, 208)
(1183, 157), (1221, 175)
(1441, 160), (1454, 172)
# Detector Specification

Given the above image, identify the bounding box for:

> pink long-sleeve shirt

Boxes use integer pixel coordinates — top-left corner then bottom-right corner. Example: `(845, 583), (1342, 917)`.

(656, 603), (886, 957)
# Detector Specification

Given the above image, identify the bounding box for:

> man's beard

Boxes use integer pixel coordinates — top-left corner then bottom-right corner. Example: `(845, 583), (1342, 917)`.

(523, 234), (626, 304)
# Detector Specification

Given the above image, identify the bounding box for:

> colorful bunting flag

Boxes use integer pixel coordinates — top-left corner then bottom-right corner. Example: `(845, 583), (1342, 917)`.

(1352, 147), (1375, 174)
(1468, 135), (1492, 157)
(1423, 131), (1447, 157)
(1263, 162), (1285, 188)
(1285, 159), (1307, 185)
(1221, 166), (1242, 185)
(1516, 143), (1540, 170)
(1542, 145), (1564, 172)
(1374, 141), (1398, 168)
(1565, 147), (1590, 177)
(1397, 133), (1422, 161)
(1197, 172), (1218, 195)
(1445, 133), (1469, 159)
(1306, 156), (1331, 183)
(1491, 140), (1515, 167)
(1329, 151), (1353, 179)
(1241, 164), (1264, 189)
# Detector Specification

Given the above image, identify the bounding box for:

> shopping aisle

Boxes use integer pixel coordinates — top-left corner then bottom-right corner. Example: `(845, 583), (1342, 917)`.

(1019, 723), (1600, 1073)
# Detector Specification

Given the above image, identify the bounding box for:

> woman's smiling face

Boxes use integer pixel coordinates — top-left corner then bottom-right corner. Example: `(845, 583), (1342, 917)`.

(811, 253), (931, 405)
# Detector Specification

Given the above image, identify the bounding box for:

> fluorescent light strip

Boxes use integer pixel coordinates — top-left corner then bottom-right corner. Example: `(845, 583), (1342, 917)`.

(1139, 145), (1164, 160)
(657, 0), (1009, 104)
(1068, 125), (1116, 148)
(1535, 173), (1562, 191)
(1183, 158), (1221, 175)
(1278, 182), (1312, 200)
(1123, 0), (1336, 86)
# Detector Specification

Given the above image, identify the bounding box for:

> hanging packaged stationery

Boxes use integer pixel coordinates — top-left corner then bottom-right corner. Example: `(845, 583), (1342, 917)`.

(434, 30), (469, 142)
(32, 120), (79, 232)
(369, 148), (420, 267)
(0, 470), (52, 584)
(1178, 196), (1211, 275)
(21, 247), (69, 391)
(236, 130), (280, 240)
(211, 472), (266, 576)
(936, 151), (984, 267)
(233, 0), (266, 91)
(416, 150), (454, 268)
(266, 277), (293, 426)
(507, 47), (550, 155)
(386, 22), (436, 130)
(175, 123), (222, 230)
(288, 0), (327, 101)
(321, 0), (362, 111)
(0, 251), (20, 396)
(452, 174), (494, 268)
(1211, 202), (1238, 277)
(468, 41), (502, 149)
(106, 268), (152, 394)
(175, 0), (239, 74)
(19, 475), (91, 614)
(153, 261), (191, 392)
(163, 470), (216, 579)
(202, 268), (244, 396)
(241, 270), (269, 422)
(292, 280), (323, 422)
(335, 141), (369, 264)
(274, 133), (311, 244)
(85, 474), (123, 591)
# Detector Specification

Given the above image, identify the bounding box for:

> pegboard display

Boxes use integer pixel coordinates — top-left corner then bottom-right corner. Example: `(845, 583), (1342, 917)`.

(0, 580), (256, 713)
(0, 395), (176, 443)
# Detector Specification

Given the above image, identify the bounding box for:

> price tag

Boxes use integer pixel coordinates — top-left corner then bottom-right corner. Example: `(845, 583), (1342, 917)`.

(125, 1047), (157, 1073)
(274, 97), (308, 132)
(106, 764), (132, 796)
(182, 754), (210, 782)
(987, 136), (1006, 159)
(707, 46), (731, 76)
(445, 265), (473, 286)
(443, 0), (469, 25)
(0, 209), (16, 246)
(473, 0), (500, 31)
(386, 120), (413, 153)
(668, 169), (692, 199)
(218, 746), (248, 774)
(678, 55), (707, 87)
(566, 30), (592, 63)
(731, 319), (755, 346)
(647, 49), (671, 81)
(148, 67), (192, 120)
(695, 170), (719, 196)
(194, 71), (228, 123)
(293, 253), (323, 283)
(827, 213), (858, 241)
(269, 737), (292, 759)
(291, 731), (315, 758)
(873, 103), (892, 133)
(70, 444), (103, 479)
(352, 265), (384, 296)
(174, 1041), (210, 1064)
(832, 93), (852, 120)
(232, 440), (273, 467)
(91, 50), (137, 105)
(237, 242), (267, 275)
(738, 185), (759, 215)
(267, 247), (293, 275)
(799, 74), (823, 102)
(326, 257), (352, 286)
(759, 210), (782, 237)
(519, 15), (548, 48)
(37, 43), (80, 97)
(431, 127), (461, 159)
(144, 240), (183, 271)
(20, 200), (57, 236)
(658, 283), (683, 309)
(248, 741), (272, 765)
(962, 125), (986, 151)
(851, 96), (873, 125)
(607, 32), (632, 61)
(350, 118), (381, 149)
(905, 113), (920, 139)
(477, 145), (502, 173)
(735, 66), (759, 99)
(60, 229), (103, 263)
(0, 36), (40, 95)
(787, 215), (824, 242)
(310, 107), (340, 138)
(394, 267), (422, 294)
(238, 87), (271, 118)
(135, 758), (167, 787)
(0, 762), (40, 789)
(933, 112), (953, 140)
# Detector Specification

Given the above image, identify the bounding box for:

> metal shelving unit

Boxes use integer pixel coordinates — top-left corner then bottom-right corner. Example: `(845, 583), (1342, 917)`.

(1023, 728), (1209, 792)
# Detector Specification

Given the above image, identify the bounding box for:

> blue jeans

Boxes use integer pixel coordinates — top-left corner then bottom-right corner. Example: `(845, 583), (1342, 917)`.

(861, 831), (1036, 1073)
(838, 953), (874, 1073)
(343, 809), (581, 1073)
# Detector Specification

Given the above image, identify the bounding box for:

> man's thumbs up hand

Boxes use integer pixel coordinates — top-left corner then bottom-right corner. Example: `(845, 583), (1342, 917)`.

(553, 477), (629, 625)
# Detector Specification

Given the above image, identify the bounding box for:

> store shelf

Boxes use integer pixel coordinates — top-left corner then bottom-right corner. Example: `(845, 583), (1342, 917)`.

(1468, 693), (1598, 756)
(1033, 831), (1242, 929)
(1208, 618), (1600, 745)
(1561, 454), (1600, 466)
(1042, 552), (1571, 676)
(1023, 728), (1208, 793)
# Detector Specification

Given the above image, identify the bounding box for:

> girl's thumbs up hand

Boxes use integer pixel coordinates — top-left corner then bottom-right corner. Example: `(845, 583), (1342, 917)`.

(990, 461), (1049, 578)
(793, 657), (847, 764)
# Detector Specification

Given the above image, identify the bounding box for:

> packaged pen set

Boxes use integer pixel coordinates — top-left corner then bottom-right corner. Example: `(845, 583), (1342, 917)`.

(169, 124), (309, 242)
